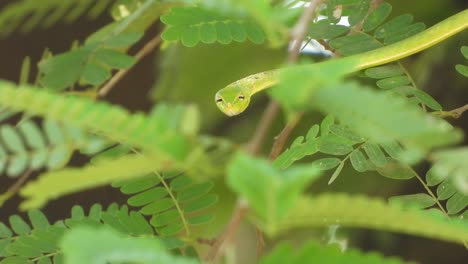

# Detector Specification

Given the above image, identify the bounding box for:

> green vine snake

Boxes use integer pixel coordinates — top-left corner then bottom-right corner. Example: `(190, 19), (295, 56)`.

(215, 9), (468, 116)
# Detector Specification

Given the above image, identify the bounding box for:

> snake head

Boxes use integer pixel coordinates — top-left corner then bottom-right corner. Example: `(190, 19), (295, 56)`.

(215, 84), (250, 117)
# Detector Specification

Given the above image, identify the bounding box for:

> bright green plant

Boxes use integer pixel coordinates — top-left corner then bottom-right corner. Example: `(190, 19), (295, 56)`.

(0, 0), (467, 263)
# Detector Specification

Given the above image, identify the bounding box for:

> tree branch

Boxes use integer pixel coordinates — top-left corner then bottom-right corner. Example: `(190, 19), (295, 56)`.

(434, 104), (468, 119)
(204, 1), (323, 262)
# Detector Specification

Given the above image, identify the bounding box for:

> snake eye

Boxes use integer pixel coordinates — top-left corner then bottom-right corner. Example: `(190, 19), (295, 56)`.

(238, 95), (245, 100)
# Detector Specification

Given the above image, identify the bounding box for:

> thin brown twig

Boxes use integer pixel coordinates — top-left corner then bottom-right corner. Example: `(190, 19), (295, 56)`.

(268, 112), (304, 160)
(203, 200), (249, 262)
(0, 170), (33, 207)
(204, 1), (323, 262)
(246, 102), (281, 155)
(434, 103), (468, 119)
(97, 32), (163, 98)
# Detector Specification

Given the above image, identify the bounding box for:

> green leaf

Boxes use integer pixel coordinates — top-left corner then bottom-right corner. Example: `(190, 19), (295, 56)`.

(95, 48), (136, 69)
(375, 14), (413, 39)
(461, 46), (468, 59)
(329, 124), (366, 143)
(362, 2), (392, 32)
(27, 209), (50, 229)
(9, 215), (31, 235)
(365, 64), (404, 79)
(99, 32), (144, 48)
(327, 160), (345, 184)
(184, 194), (218, 212)
(81, 63), (111, 86)
(120, 176), (161, 194)
(363, 142), (387, 167)
(376, 76), (411, 89)
(227, 153), (321, 228)
(394, 86), (442, 111)
(348, 0), (370, 26)
(312, 158), (341, 171)
(437, 180), (456, 200)
(127, 187), (167, 207)
(0, 222), (12, 238)
(350, 149), (372, 172)
(39, 49), (89, 90)
(454, 64), (468, 77)
(320, 115), (334, 136)
(329, 32), (383, 56)
(376, 161), (416, 180)
(60, 226), (197, 264)
(426, 167), (444, 187)
(446, 193), (468, 215)
(0, 257), (29, 264)
(261, 241), (408, 264)
(161, 6), (266, 46)
(181, 26), (200, 47)
(389, 193), (436, 209)
(19, 154), (177, 209)
(431, 147), (468, 194)
(151, 210), (179, 227)
(308, 19), (349, 39)
(317, 135), (353, 155)
(1, 125), (26, 153)
(273, 125), (319, 169)
(384, 22), (425, 44)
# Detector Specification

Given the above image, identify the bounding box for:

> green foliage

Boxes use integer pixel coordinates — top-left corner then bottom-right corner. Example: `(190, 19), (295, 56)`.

(112, 171), (218, 237)
(161, 6), (266, 46)
(274, 114), (427, 183)
(311, 82), (461, 156)
(311, 1), (440, 111)
(39, 32), (140, 90)
(0, 0), (116, 38)
(455, 46), (468, 77)
(0, 119), (107, 178)
(0, 1), (467, 263)
(0, 82), (191, 160)
(271, 193), (468, 244)
(389, 193), (436, 209)
(261, 241), (407, 264)
(227, 152), (322, 229)
(19, 154), (173, 210)
(198, 0), (292, 46)
(430, 147), (468, 195)
(37, 0), (174, 91)
(0, 204), (155, 263)
(61, 226), (196, 264)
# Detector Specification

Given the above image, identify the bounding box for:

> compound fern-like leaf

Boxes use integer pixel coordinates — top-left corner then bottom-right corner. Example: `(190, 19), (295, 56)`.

(19, 154), (180, 209)
(0, 0), (116, 38)
(0, 119), (107, 178)
(0, 203), (155, 263)
(113, 171), (218, 237)
(161, 6), (266, 47)
(0, 82), (191, 160)
(269, 193), (468, 244)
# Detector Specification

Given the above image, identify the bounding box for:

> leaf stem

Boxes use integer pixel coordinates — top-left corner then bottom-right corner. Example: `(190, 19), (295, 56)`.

(97, 32), (162, 98)
(411, 168), (447, 215)
(0, 170), (33, 207)
(433, 104), (468, 119)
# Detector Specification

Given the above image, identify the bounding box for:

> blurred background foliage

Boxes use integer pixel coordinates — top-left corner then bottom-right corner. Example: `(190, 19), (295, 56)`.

(0, 0), (467, 263)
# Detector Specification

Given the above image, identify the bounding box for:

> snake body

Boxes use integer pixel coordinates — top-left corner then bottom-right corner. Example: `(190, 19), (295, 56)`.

(215, 9), (468, 116)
